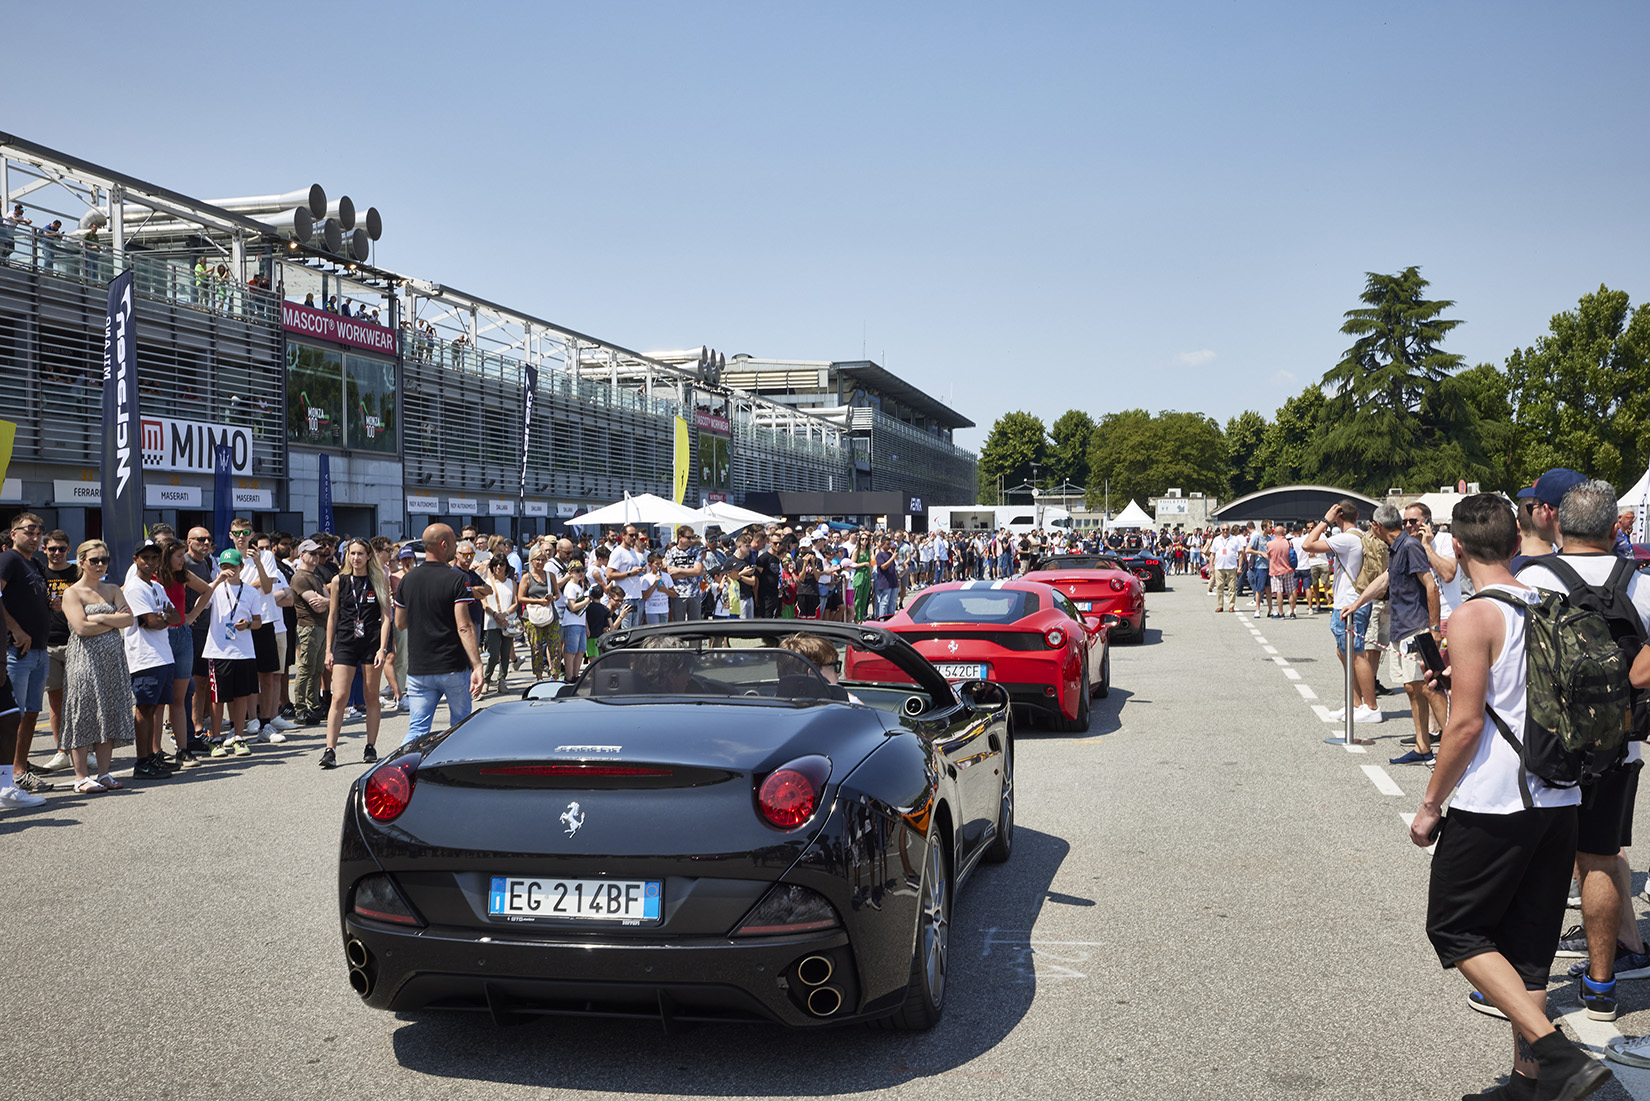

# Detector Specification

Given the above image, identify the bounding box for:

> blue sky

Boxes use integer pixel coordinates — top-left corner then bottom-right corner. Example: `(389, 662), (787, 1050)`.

(9, 1), (1648, 450)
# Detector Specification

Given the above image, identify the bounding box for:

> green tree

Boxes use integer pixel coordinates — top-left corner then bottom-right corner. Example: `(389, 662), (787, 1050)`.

(1151, 412), (1227, 498)
(1450, 363), (1518, 493)
(1086, 408), (1154, 511)
(1047, 409), (1095, 494)
(1224, 410), (1269, 498)
(1313, 266), (1476, 494)
(1257, 385), (1328, 488)
(976, 411), (1048, 505)
(1505, 286), (1650, 492)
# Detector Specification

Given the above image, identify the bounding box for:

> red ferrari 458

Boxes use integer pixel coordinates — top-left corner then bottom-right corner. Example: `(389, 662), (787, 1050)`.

(845, 580), (1108, 732)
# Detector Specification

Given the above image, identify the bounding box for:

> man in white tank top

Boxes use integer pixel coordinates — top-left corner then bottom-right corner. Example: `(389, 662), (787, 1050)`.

(1411, 493), (1608, 1100)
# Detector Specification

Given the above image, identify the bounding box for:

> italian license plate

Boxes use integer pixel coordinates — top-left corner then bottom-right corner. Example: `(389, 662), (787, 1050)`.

(488, 876), (661, 922)
(935, 662), (989, 680)
(1075, 601), (1093, 611)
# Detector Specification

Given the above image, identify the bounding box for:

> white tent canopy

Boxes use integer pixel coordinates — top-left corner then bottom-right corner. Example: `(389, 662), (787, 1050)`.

(567, 493), (701, 528)
(1412, 491), (1463, 526)
(1105, 500), (1154, 530)
(1620, 467), (1648, 513)
(689, 501), (781, 531)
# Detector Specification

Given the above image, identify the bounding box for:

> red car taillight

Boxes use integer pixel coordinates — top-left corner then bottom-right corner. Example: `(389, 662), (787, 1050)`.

(1043, 626), (1066, 649)
(363, 753), (421, 822)
(756, 754), (831, 830)
(1109, 577), (1128, 592)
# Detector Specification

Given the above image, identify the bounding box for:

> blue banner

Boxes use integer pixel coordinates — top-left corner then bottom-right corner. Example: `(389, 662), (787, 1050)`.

(212, 443), (232, 552)
(319, 452), (335, 535)
(100, 270), (143, 564)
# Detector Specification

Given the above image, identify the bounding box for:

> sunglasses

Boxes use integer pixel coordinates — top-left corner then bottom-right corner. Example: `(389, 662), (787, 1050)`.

(231, 529), (252, 536)
(84, 555), (110, 564)
(13, 524), (42, 534)
(44, 545), (69, 553)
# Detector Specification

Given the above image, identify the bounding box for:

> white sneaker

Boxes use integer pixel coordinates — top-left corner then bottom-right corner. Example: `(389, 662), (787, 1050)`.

(1608, 1033), (1650, 1068)
(1325, 707), (1346, 721)
(269, 715), (296, 732)
(343, 706), (363, 721)
(38, 750), (73, 773)
(0, 784), (47, 809)
(1354, 706), (1384, 724)
(1253, 610), (1263, 619)
(245, 718), (263, 736)
(265, 730), (287, 744)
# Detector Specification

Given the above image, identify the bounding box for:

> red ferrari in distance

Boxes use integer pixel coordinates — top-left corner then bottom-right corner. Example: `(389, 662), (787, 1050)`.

(844, 580), (1108, 732)
(1020, 554), (1146, 643)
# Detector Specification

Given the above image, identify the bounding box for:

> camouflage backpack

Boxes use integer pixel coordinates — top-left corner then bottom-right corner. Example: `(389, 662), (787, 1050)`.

(1474, 582), (1634, 806)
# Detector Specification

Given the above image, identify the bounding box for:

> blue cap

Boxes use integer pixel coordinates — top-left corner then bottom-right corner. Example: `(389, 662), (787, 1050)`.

(1517, 468), (1588, 506)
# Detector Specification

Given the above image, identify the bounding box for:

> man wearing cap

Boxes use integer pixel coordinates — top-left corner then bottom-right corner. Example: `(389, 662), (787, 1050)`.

(1511, 468), (1582, 573)
(201, 549), (263, 755)
(125, 541), (181, 778)
(288, 540), (330, 724)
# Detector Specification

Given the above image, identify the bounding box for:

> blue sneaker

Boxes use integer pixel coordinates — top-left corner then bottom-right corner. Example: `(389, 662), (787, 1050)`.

(1567, 943), (1650, 980)
(1390, 750), (1435, 765)
(1582, 973), (1618, 1021)
(1467, 990), (1508, 1019)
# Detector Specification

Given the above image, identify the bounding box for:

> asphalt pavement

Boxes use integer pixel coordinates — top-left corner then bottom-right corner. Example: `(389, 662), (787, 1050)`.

(5, 580), (1650, 1100)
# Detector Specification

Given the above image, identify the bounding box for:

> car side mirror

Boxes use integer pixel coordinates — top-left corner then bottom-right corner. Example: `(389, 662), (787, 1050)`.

(956, 679), (1008, 713)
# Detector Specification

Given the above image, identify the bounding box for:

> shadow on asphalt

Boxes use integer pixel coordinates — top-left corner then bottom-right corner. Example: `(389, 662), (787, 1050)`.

(1016, 686), (1132, 740)
(386, 827), (1073, 1091)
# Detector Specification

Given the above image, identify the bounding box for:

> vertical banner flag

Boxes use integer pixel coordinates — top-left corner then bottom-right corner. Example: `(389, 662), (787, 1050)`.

(318, 452), (336, 535)
(673, 416), (690, 505)
(101, 270), (143, 564)
(518, 364), (537, 537)
(1637, 454), (1650, 544)
(0, 418), (15, 487)
(212, 443), (233, 551)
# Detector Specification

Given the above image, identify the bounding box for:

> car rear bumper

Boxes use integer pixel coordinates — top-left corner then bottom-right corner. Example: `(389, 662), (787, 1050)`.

(341, 917), (887, 1027)
(997, 682), (1071, 718)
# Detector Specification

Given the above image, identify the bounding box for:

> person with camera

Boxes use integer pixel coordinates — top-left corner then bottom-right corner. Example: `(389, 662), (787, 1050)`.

(1303, 500), (1381, 723)
(1344, 504), (1447, 765)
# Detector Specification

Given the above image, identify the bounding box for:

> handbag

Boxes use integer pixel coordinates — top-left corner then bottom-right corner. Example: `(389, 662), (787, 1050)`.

(526, 602), (554, 627)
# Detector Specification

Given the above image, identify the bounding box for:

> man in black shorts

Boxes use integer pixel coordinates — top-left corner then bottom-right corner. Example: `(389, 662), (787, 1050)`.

(1410, 494), (1609, 1100)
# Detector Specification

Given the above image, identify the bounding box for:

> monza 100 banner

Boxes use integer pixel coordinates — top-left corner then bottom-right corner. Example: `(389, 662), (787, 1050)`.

(101, 270), (144, 564)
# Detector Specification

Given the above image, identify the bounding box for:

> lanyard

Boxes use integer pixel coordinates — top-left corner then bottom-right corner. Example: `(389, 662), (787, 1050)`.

(351, 575), (371, 637)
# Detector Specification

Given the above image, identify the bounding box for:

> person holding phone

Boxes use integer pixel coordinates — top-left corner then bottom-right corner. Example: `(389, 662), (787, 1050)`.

(1346, 503), (1448, 765)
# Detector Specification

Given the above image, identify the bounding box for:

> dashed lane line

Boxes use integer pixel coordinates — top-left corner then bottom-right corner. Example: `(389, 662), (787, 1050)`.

(1294, 684), (1317, 700)
(1283, 668), (1302, 680)
(1361, 764), (1405, 797)
(1263, 645), (1279, 655)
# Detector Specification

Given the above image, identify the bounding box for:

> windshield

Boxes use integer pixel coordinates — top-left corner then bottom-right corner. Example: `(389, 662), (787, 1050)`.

(574, 647), (845, 701)
(1033, 556), (1122, 571)
(906, 589), (1037, 625)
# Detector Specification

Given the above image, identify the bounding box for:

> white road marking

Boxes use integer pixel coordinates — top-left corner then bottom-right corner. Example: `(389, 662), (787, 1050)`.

(1312, 704), (1342, 723)
(1271, 655), (1289, 666)
(1556, 1003), (1650, 1100)
(1254, 636), (1269, 645)
(1343, 743), (1367, 754)
(1295, 684), (1317, 700)
(1282, 668), (1302, 680)
(1361, 765), (1404, 797)
(1398, 812), (1437, 854)
(1263, 645), (1278, 655)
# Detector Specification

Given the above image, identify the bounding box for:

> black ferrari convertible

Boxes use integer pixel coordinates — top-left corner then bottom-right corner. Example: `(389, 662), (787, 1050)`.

(337, 621), (1013, 1030)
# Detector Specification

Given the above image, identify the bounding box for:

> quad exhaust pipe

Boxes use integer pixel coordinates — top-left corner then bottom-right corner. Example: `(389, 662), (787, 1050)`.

(806, 985), (843, 1016)
(796, 955), (833, 987)
(346, 938), (374, 997)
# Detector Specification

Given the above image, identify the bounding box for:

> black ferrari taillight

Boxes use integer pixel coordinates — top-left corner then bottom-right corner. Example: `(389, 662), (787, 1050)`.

(756, 755), (831, 830)
(364, 753), (420, 822)
(350, 873), (423, 927)
(731, 883), (840, 936)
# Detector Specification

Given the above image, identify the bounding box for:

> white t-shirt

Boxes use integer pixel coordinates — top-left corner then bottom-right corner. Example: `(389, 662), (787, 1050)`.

(1289, 535), (1308, 570)
(1433, 531), (1462, 618)
(201, 580), (263, 661)
(609, 545), (645, 600)
(641, 571), (671, 613)
(1212, 535), (1243, 570)
(1450, 583), (1582, 813)
(266, 555), (289, 634)
(123, 576), (175, 673)
(1325, 529), (1364, 610)
(1517, 552), (1650, 767)
(559, 580), (587, 628)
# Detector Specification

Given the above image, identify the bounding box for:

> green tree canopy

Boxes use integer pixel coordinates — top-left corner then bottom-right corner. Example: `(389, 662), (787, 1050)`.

(1505, 285), (1650, 492)
(1047, 409), (1096, 493)
(1087, 409), (1226, 511)
(1224, 410), (1269, 498)
(1313, 266), (1480, 495)
(976, 411), (1048, 505)
(1256, 385), (1328, 488)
